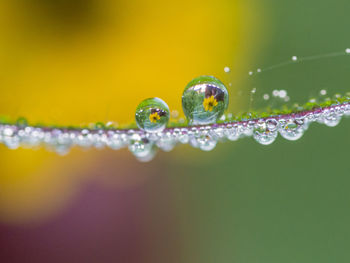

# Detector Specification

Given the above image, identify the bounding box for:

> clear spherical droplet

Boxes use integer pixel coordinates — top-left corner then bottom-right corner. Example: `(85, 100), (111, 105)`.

(135, 98), (170, 133)
(182, 76), (229, 125)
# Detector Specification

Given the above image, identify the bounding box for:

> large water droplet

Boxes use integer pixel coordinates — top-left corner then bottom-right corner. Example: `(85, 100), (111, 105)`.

(182, 76), (229, 125)
(135, 98), (170, 133)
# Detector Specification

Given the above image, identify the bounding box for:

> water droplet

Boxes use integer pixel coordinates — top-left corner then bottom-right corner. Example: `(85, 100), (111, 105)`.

(178, 128), (190, 144)
(16, 117), (28, 127)
(266, 118), (279, 131)
(94, 122), (105, 130)
(128, 134), (154, 158)
(272, 90), (280, 97)
(253, 121), (278, 145)
(320, 89), (327, 96)
(55, 144), (71, 156)
(263, 94), (270, 100)
(279, 90), (287, 98)
(106, 131), (124, 150)
(224, 66), (230, 73)
(106, 121), (118, 129)
(77, 129), (93, 147)
(321, 109), (341, 127)
(323, 117), (341, 127)
(344, 104), (350, 116)
(346, 48), (350, 54)
(309, 98), (316, 103)
(279, 120), (304, 141)
(249, 71), (253, 76)
(292, 56), (298, 61)
(211, 127), (226, 140)
(1, 126), (20, 149)
(136, 146), (157, 162)
(135, 98), (170, 133)
(225, 124), (240, 141)
(182, 76), (229, 125)
(156, 132), (176, 152)
(194, 127), (217, 151)
(257, 68), (261, 73)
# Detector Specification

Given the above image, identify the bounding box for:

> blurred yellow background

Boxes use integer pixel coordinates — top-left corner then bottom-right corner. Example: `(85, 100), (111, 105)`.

(0, 0), (263, 223)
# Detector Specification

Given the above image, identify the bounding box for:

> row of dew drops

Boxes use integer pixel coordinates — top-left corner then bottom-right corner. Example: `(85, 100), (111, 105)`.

(0, 74), (350, 161)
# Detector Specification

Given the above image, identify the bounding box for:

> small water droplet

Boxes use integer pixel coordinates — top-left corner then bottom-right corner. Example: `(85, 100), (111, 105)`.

(321, 109), (341, 127)
(253, 121), (278, 145)
(106, 121), (118, 129)
(156, 132), (176, 152)
(225, 124), (240, 141)
(224, 66), (230, 73)
(320, 89), (327, 96)
(279, 90), (287, 98)
(77, 129), (93, 147)
(135, 98), (170, 133)
(135, 146), (157, 162)
(272, 90), (280, 97)
(292, 56), (298, 61)
(1, 126), (20, 149)
(128, 134), (154, 158)
(94, 122), (105, 130)
(311, 99), (319, 105)
(194, 128), (217, 151)
(279, 120), (304, 141)
(16, 117), (28, 127)
(106, 131), (124, 150)
(182, 76), (229, 125)
(263, 94), (270, 100)
(266, 118), (279, 131)
(177, 128), (189, 144)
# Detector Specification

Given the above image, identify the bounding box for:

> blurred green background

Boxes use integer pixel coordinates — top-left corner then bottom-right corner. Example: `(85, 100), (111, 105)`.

(0, 0), (350, 262)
